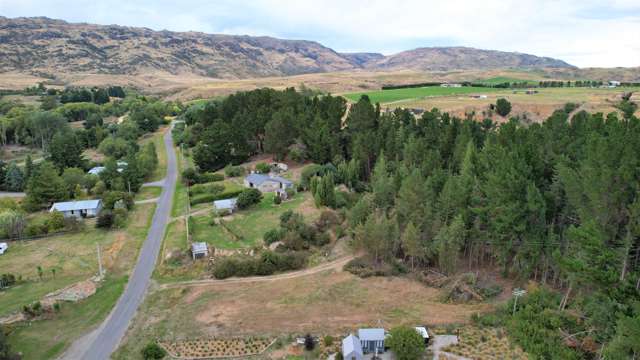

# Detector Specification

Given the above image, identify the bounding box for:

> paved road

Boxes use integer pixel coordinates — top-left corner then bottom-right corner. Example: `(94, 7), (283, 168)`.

(60, 126), (177, 360)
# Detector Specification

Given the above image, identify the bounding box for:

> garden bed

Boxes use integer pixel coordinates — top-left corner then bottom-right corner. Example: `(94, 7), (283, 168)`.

(442, 326), (527, 359)
(160, 337), (276, 359)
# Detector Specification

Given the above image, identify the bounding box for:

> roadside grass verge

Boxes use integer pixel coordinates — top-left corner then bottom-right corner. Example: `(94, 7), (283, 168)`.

(135, 186), (162, 201)
(7, 275), (128, 360)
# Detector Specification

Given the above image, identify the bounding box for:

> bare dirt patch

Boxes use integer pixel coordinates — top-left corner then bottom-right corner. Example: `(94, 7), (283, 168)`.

(189, 270), (491, 337)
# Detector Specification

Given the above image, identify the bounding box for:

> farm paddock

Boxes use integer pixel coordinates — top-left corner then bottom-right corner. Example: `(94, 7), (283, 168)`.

(113, 269), (495, 358)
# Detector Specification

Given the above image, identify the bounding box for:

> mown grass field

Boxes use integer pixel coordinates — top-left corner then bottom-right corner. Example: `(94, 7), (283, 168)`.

(343, 86), (502, 104)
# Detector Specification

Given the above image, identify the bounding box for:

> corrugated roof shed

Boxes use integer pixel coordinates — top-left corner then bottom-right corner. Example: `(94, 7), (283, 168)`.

(342, 334), (363, 357)
(358, 328), (385, 341)
(214, 198), (238, 210)
(50, 199), (101, 212)
(191, 242), (208, 254)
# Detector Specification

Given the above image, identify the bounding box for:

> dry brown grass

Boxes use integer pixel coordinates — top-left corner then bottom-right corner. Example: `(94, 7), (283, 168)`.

(442, 326), (528, 360)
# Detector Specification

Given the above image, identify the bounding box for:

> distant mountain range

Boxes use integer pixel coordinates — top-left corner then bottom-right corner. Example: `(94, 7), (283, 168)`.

(0, 16), (579, 80)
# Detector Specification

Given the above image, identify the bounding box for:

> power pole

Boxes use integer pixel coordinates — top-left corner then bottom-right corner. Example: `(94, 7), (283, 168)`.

(97, 243), (104, 278)
(512, 288), (526, 316)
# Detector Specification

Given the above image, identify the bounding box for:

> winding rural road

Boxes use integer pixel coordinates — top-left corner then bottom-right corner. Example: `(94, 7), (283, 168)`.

(60, 125), (177, 360)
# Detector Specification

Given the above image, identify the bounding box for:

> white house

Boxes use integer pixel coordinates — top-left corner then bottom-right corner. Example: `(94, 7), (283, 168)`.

(213, 198), (238, 214)
(609, 80), (621, 87)
(415, 326), (430, 345)
(0, 242), (7, 255)
(342, 334), (363, 360)
(50, 199), (102, 219)
(244, 173), (293, 193)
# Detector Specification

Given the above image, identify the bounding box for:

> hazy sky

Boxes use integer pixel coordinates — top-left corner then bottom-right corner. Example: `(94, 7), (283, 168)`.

(1, 0), (639, 68)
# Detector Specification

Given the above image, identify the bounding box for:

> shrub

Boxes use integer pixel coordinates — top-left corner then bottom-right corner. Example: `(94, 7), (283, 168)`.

(142, 342), (167, 359)
(273, 194), (282, 204)
(112, 208), (128, 228)
(264, 229), (283, 245)
(304, 334), (315, 351)
(46, 210), (65, 232)
(182, 168), (224, 185)
(386, 326), (425, 360)
(289, 147), (305, 163)
(255, 162), (271, 174)
(0, 273), (17, 288)
(496, 98), (512, 117)
(96, 211), (115, 228)
(189, 182), (224, 196)
(236, 188), (262, 209)
(224, 164), (245, 178)
(212, 250), (308, 279)
(324, 335), (334, 347)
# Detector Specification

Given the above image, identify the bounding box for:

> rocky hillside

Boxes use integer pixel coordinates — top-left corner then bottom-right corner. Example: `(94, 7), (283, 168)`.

(371, 47), (575, 71)
(0, 16), (575, 80)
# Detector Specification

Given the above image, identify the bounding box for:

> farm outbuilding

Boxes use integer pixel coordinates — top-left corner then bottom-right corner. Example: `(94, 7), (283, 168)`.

(244, 173), (293, 193)
(358, 328), (385, 353)
(191, 242), (208, 260)
(213, 198), (238, 214)
(342, 334), (363, 360)
(50, 199), (102, 218)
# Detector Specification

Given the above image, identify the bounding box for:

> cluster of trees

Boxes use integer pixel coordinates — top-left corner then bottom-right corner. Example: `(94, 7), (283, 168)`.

(183, 88), (346, 171)
(181, 87), (640, 356)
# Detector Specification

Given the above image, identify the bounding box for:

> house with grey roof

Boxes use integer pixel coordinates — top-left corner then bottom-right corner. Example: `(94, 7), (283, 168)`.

(50, 199), (102, 219)
(358, 328), (385, 353)
(213, 198), (238, 214)
(244, 173), (293, 193)
(342, 334), (363, 360)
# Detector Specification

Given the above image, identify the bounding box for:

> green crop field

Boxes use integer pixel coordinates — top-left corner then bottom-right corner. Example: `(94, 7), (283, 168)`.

(343, 86), (502, 104)
(478, 76), (540, 85)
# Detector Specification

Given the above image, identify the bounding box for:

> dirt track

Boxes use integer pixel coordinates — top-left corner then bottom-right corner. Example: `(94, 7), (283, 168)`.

(158, 255), (355, 290)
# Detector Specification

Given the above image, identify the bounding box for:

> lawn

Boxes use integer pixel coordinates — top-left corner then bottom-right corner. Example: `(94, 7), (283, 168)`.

(191, 192), (317, 250)
(3, 203), (156, 359)
(342, 86), (502, 104)
(135, 186), (162, 201)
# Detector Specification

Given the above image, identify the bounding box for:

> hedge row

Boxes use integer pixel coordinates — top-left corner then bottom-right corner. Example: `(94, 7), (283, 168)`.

(190, 189), (243, 206)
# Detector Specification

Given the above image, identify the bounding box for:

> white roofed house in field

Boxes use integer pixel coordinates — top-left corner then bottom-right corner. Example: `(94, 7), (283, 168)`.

(244, 173), (293, 193)
(50, 199), (102, 219)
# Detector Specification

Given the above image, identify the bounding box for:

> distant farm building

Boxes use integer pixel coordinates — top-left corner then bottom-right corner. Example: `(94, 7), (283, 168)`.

(609, 80), (621, 87)
(244, 173), (293, 193)
(441, 83), (462, 88)
(50, 199), (102, 218)
(191, 242), (208, 260)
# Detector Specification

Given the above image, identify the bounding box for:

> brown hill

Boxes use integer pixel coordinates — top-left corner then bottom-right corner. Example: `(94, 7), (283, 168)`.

(0, 16), (579, 82)
(371, 47), (575, 71)
(0, 16), (356, 79)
